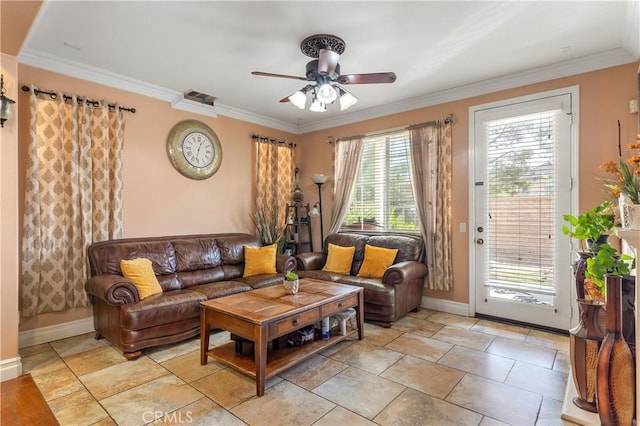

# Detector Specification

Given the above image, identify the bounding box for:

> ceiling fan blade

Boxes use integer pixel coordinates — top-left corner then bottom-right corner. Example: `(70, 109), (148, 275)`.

(337, 72), (397, 85)
(318, 49), (340, 76)
(279, 96), (291, 103)
(251, 71), (307, 81)
(280, 85), (314, 103)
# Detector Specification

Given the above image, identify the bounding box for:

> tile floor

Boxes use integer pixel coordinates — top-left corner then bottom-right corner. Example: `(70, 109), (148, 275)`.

(20, 309), (576, 426)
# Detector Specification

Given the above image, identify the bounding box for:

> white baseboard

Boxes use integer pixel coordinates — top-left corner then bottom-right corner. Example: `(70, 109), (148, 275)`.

(421, 296), (471, 317)
(19, 317), (94, 349)
(0, 357), (22, 382)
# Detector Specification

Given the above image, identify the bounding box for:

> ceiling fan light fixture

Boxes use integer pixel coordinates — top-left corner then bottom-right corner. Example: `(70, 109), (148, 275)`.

(288, 90), (307, 109)
(316, 83), (337, 104)
(339, 89), (358, 111)
(309, 98), (326, 112)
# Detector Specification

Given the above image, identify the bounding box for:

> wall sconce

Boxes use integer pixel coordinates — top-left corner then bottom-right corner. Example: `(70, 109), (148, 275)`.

(310, 173), (329, 249)
(0, 75), (16, 128)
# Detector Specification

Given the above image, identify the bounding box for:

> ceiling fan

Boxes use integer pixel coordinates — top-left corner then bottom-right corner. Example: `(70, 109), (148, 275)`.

(251, 34), (397, 112)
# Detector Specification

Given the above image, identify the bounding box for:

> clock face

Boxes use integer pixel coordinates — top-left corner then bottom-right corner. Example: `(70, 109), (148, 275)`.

(167, 120), (222, 180)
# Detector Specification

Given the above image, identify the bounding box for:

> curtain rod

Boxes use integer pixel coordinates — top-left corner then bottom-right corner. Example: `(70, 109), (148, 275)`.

(21, 86), (136, 113)
(251, 134), (296, 148)
(336, 114), (454, 142)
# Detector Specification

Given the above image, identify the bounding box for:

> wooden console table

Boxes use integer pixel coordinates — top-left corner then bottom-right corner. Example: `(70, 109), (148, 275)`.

(200, 279), (364, 396)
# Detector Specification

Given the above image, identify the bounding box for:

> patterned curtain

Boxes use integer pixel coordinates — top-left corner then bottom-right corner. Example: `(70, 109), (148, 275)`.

(328, 136), (364, 235)
(255, 139), (294, 241)
(21, 88), (125, 316)
(409, 120), (453, 290)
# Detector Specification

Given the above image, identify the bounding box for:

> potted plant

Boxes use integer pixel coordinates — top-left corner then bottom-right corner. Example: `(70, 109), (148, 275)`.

(250, 203), (286, 247)
(562, 201), (615, 253)
(283, 270), (299, 294)
(585, 243), (635, 296)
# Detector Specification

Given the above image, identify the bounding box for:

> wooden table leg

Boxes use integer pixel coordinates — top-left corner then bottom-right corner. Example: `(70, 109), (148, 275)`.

(200, 308), (210, 365)
(356, 291), (364, 340)
(254, 324), (268, 396)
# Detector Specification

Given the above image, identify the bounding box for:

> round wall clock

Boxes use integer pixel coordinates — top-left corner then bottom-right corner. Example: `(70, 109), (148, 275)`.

(166, 120), (222, 180)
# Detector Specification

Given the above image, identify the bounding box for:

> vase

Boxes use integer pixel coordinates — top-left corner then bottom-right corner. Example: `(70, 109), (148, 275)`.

(596, 275), (636, 426)
(570, 298), (605, 412)
(283, 279), (299, 295)
(619, 194), (640, 230)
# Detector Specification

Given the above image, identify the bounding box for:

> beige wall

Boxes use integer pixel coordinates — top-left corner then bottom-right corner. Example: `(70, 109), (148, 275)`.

(299, 62), (640, 305)
(16, 65), (300, 331)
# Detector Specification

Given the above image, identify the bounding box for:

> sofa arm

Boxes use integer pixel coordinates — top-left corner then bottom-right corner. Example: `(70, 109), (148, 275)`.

(276, 254), (297, 273)
(382, 261), (428, 286)
(295, 252), (327, 271)
(85, 274), (140, 305)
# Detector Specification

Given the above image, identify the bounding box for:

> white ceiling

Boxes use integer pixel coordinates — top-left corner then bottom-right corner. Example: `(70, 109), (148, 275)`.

(20, 1), (640, 134)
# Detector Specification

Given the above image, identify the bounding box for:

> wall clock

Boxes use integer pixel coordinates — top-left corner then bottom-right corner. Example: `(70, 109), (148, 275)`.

(166, 120), (222, 180)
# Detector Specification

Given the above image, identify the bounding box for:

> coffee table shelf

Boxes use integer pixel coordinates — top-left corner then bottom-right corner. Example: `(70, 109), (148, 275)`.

(207, 330), (356, 379)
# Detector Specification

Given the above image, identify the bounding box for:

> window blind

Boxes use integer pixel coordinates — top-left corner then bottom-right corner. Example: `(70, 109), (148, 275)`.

(485, 110), (558, 295)
(341, 131), (419, 232)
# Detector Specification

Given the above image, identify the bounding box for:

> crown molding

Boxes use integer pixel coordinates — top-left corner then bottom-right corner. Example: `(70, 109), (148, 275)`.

(17, 49), (299, 134)
(298, 48), (637, 134)
(622, 0), (640, 59)
(170, 94), (217, 118)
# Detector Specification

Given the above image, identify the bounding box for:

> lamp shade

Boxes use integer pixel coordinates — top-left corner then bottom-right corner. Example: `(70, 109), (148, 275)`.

(309, 99), (326, 112)
(311, 173), (328, 184)
(316, 83), (337, 104)
(339, 90), (358, 110)
(288, 90), (307, 109)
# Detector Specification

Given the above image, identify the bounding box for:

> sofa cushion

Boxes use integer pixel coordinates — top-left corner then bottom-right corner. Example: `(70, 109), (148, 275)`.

(324, 233), (369, 275)
(173, 239), (222, 272)
(358, 245), (398, 278)
(121, 290), (206, 330)
(323, 243), (355, 274)
(178, 267), (226, 288)
(92, 241), (178, 276)
(120, 258), (163, 299)
(368, 235), (424, 263)
(243, 244), (277, 277)
(190, 281), (253, 299)
(217, 235), (261, 265)
(235, 274), (284, 289)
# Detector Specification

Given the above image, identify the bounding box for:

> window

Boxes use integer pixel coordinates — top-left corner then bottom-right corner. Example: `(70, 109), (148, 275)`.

(341, 130), (419, 232)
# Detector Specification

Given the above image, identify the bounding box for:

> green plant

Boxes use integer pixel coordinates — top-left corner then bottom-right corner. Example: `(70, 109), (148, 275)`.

(585, 243), (635, 294)
(249, 203), (285, 246)
(562, 201), (615, 252)
(284, 271), (298, 281)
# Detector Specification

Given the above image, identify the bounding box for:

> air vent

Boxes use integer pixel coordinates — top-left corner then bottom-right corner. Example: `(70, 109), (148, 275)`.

(170, 90), (217, 118)
(184, 90), (216, 107)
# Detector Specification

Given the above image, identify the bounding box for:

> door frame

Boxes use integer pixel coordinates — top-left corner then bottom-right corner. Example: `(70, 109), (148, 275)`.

(467, 85), (580, 328)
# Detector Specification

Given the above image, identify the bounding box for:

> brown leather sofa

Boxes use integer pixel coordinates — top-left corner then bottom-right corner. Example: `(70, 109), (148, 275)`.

(295, 232), (427, 326)
(85, 233), (295, 360)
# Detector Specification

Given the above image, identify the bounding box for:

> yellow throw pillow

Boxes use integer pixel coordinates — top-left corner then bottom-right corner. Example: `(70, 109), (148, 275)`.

(243, 244), (277, 277)
(120, 258), (163, 299)
(357, 244), (399, 279)
(323, 243), (356, 274)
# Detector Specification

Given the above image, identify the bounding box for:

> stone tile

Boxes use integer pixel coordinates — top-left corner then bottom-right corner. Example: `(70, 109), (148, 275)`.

(47, 389), (109, 425)
(146, 335), (202, 363)
(154, 397), (247, 425)
(312, 366), (405, 419)
(479, 416), (509, 425)
(427, 312), (479, 329)
(64, 345), (126, 376)
(385, 332), (453, 362)
(526, 330), (569, 353)
(19, 343), (54, 358)
(362, 322), (403, 346)
(432, 325), (495, 351)
(553, 350), (570, 374)
(470, 319), (530, 342)
(390, 316), (444, 337)
(278, 355), (348, 390)
(319, 339), (356, 357)
(21, 350), (66, 377)
(100, 375), (203, 426)
(161, 350), (225, 383)
(505, 361), (568, 401)
(380, 355), (464, 398)
(80, 356), (169, 400)
(49, 332), (109, 358)
(536, 396), (575, 425)
(446, 374), (542, 426)
(91, 418), (117, 426)
(328, 341), (404, 375)
(232, 380), (335, 425)
(191, 368), (280, 409)
(375, 387), (483, 426)
(486, 337), (557, 368)
(438, 346), (514, 382)
(405, 308), (437, 320)
(313, 406), (377, 426)
(32, 367), (85, 401)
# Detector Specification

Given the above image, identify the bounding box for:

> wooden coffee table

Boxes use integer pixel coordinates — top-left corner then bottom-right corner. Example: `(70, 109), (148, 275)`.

(200, 278), (364, 396)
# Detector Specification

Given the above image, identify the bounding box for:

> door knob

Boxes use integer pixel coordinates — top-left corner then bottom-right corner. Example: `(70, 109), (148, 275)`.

(476, 238), (484, 245)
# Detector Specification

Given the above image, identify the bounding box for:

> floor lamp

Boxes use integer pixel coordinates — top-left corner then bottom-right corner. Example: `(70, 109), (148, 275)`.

(310, 173), (328, 250)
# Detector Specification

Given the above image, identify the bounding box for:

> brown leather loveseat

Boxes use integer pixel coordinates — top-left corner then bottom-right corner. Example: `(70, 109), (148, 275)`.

(295, 232), (427, 326)
(85, 233), (295, 359)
